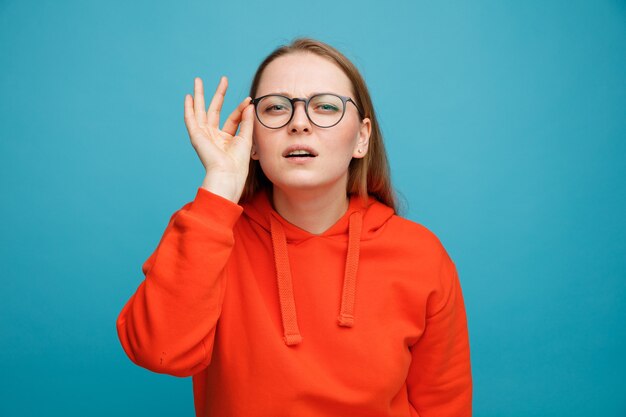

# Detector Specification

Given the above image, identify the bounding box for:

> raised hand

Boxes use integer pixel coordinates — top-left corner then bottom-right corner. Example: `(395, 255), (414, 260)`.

(184, 76), (255, 203)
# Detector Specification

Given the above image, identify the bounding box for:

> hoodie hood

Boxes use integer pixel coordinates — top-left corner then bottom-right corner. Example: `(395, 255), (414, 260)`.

(241, 188), (395, 347)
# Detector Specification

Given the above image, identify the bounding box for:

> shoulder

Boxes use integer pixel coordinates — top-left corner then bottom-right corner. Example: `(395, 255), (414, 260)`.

(386, 215), (460, 311)
(384, 214), (449, 258)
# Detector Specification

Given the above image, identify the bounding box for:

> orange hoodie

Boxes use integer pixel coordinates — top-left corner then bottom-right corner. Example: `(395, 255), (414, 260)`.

(116, 186), (472, 417)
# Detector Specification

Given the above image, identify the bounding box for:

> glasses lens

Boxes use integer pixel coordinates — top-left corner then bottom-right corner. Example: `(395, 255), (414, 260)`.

(256, 95), (292, 128)
(307, 94), (344, 127)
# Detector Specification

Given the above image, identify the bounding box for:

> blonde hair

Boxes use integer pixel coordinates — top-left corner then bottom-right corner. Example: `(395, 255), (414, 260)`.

(240, 37), (398, 212)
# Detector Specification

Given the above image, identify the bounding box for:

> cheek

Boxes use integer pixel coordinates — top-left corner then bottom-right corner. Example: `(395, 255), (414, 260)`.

(252, 120), (263, 144)
(252, 126), (275, 153)
(321, 125), (359, 154)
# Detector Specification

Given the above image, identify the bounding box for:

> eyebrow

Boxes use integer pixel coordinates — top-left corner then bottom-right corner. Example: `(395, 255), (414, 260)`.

(265, 91), (341, 98)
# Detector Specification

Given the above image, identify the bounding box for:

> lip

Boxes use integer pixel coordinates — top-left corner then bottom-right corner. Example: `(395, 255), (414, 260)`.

(282, 144), (319, 158)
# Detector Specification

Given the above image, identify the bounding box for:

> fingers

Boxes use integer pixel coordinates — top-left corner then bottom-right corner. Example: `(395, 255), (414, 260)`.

(207, 76), (228, 129)
(193, 77), (207, 126)
(184, 93), (198, 134)
(222, 96), (252, 136)
(236, 104), (254, 141)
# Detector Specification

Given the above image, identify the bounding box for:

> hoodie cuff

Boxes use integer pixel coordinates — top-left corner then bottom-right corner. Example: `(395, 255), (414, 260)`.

(189, 187), (244, 229)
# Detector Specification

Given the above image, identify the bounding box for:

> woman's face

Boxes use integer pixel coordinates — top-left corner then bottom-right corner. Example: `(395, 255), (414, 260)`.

(251, 52), (371, 195)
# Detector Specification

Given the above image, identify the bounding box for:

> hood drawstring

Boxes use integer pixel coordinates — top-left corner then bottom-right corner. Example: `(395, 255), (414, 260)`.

(270, 214), (303, 346)
(269, 211), (364, 347)
(337, 211), (362, 327)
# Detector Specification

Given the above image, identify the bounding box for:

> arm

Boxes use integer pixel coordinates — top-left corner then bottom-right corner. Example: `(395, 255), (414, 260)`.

(406, 249), (473, 416)
(116, 187), (243, 377)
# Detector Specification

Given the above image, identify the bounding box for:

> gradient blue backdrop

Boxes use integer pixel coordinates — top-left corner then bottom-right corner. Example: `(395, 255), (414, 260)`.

(1, 1), (624, 416)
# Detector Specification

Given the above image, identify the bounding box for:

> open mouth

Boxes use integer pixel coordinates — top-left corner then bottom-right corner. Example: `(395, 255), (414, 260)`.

(283, 146), (319, 158)
(285, 150), (316, 158)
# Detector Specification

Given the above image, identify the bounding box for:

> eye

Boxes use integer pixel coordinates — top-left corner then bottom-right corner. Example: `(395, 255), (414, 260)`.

(259, 96), (291, 114)
(265, 104), (286, 112)
(310, 94), (343, 113)
(318, 104), (339, 111)
(262, 104), (291, 114)
(312, 102), (341, 113)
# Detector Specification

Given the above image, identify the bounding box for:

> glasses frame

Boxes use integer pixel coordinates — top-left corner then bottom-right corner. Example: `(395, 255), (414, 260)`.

(250, 93), (365, 129)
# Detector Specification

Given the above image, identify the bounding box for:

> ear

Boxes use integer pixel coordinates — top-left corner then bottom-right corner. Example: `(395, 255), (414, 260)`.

(250, 139), (259, 160)
(352, 117), (371, 159)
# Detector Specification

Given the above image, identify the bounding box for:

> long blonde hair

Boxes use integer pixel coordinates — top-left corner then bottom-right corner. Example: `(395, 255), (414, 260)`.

(240, 37), (398, 212)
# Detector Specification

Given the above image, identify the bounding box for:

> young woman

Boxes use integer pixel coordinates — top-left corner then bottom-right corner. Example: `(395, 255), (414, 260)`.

(117, 38), (472, 417)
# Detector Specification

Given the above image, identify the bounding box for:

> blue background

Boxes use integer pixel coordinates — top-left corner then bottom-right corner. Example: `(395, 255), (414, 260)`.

(1, 1), (624, 416)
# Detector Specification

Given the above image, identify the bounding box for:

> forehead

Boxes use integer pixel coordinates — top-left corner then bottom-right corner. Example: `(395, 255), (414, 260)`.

(256, 52), (353, 97)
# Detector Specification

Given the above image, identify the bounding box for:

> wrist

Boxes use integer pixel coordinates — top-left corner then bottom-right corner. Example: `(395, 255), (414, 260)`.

(201, 172), (242, 203)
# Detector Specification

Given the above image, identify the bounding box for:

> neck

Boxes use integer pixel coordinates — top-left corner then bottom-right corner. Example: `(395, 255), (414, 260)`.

(271, 180), (350, 235)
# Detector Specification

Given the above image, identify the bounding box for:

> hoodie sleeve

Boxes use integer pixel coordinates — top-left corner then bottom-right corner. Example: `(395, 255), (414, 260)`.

(406, 247), (473, 417)
(116, 187), (243, 377)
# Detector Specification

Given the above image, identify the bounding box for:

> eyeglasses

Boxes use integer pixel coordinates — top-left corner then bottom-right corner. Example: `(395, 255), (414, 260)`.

(250, 93), (364, 129)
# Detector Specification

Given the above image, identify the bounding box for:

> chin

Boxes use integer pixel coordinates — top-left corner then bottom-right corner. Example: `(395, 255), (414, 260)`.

(273, 179), (324, 191)
(265, 172), (322, 188)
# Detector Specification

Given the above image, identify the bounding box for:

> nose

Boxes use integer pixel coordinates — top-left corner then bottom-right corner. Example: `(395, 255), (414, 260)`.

(288, 101), (311, 133)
